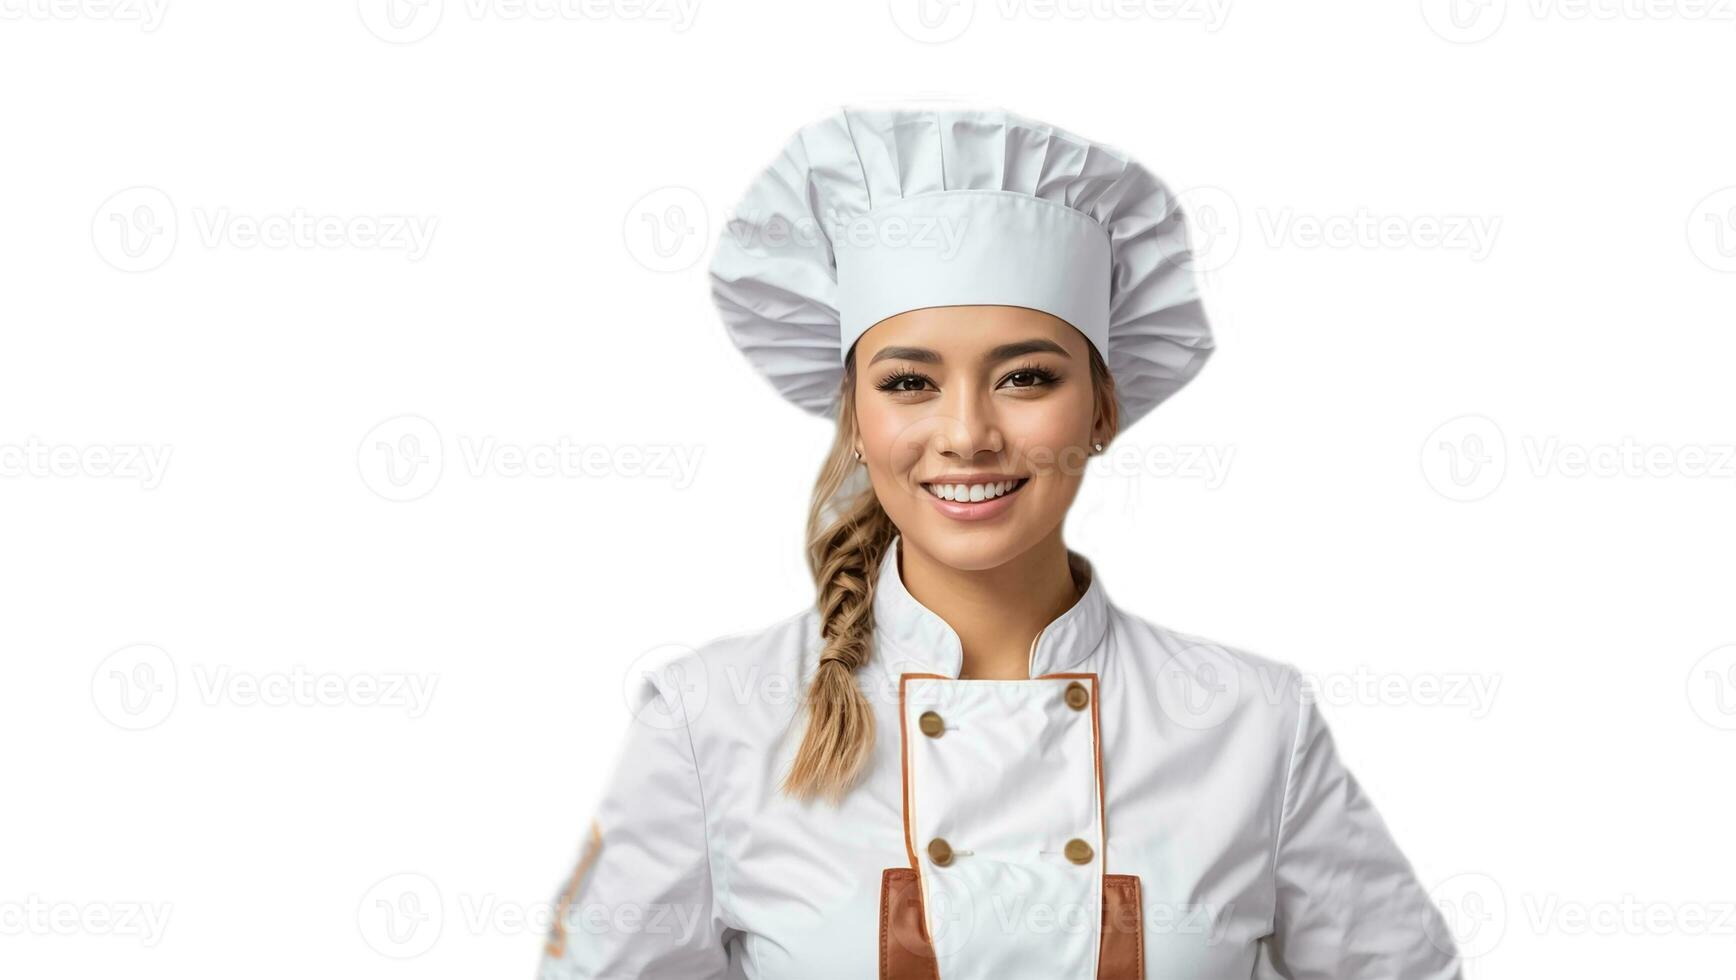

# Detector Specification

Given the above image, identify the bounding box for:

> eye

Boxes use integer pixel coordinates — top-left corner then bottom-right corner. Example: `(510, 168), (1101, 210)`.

(874, 369), (937, 394)
(998, 363), (1061, 390)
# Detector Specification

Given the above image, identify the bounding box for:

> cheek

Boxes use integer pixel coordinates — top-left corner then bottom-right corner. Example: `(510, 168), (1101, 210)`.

(1008, 405), (1093, 483)
(854, 399), (924, 476)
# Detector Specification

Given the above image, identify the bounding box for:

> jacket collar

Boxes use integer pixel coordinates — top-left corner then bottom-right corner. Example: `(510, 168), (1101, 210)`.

(870, 533), (1111, 680)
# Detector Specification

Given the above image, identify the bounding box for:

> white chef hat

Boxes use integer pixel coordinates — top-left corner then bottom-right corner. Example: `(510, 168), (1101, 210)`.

(708, 104), (1216, 431)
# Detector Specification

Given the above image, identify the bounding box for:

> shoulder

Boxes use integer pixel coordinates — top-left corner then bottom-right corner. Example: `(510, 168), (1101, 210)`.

(638, 604), (822, 737)
(1105, 604), (1311, 741)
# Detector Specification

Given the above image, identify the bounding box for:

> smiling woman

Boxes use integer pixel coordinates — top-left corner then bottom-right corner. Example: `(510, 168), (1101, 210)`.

(536, 104), (1463, 980)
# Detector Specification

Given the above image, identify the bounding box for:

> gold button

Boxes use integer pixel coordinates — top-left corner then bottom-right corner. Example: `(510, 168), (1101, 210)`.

(1064, 838), (1094, 865)
(927, 837), (954, 867)
(918, 710), (945, 737)
(1064, 681), (1090, 710)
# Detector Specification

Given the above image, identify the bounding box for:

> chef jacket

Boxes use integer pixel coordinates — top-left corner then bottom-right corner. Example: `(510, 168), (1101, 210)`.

(538, 534), (1463, 979)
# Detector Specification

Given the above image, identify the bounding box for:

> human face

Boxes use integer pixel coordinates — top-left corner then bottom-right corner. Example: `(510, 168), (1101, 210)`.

(851, 305), (1102, 572)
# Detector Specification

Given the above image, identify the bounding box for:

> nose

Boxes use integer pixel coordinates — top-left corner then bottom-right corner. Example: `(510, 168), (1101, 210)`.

(935, 384), (1004, 460)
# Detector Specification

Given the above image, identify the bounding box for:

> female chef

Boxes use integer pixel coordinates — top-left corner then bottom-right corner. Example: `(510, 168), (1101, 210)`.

(537, 105), (1464, 979)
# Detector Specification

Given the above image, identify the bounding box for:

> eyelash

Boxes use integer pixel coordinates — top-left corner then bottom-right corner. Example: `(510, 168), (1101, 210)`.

(873, 361), (1060, 393)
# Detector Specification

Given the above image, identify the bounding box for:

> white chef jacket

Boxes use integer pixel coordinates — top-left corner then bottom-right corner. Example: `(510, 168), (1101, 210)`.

(538, 535), (1463, 979)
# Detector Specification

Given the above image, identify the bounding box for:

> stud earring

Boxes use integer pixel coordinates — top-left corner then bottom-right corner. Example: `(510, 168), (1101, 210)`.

(854, 449), (863, 462)
(1092, 441), (1104, 454)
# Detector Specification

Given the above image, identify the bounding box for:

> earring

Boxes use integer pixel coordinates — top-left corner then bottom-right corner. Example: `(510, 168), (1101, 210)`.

(854, 449), (863, 462)
(1092, 441), (1104, 454)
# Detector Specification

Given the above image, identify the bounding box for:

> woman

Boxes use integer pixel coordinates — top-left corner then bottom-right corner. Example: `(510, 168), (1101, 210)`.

(537, 105), (1463, 979)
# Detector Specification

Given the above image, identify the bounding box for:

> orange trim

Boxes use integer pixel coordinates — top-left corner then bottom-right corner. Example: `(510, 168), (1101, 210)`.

(897, 672), (948, 874)
(543, 819), (603, 959)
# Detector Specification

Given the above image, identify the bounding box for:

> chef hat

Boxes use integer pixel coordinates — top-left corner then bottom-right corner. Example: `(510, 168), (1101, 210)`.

(708, 104), (1215, 430)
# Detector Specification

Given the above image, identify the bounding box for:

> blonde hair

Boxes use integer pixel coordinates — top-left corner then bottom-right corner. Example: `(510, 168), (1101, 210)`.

(781, 342), (1120, 803)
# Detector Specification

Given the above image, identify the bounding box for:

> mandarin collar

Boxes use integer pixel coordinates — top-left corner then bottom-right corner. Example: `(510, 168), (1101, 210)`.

(870, 534), (1111, 680)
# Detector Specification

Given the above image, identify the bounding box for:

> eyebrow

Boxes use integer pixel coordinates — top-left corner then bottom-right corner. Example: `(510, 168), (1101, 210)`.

(867, 337), (1072, 367)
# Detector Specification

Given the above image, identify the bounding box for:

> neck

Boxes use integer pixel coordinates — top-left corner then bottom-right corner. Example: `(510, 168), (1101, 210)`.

(897, 532), (1084, 680)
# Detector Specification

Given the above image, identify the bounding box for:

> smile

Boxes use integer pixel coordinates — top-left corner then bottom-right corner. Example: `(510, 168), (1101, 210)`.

(920, 478), (1029, 502)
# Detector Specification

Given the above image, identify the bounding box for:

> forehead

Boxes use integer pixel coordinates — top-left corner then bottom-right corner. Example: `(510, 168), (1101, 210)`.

(853, 305), (1086, 363)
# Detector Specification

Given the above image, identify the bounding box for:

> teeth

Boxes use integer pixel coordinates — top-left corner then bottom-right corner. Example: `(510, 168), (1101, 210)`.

(922, 479), (1023, 502)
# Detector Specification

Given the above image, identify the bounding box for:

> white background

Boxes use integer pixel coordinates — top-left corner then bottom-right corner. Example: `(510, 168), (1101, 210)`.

(3, 1), (1734, 977)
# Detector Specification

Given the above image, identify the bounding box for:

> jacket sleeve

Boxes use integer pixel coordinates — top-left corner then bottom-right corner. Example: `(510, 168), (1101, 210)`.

(537, 666), (734, 980)
(1256, 669), (1463, 980)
